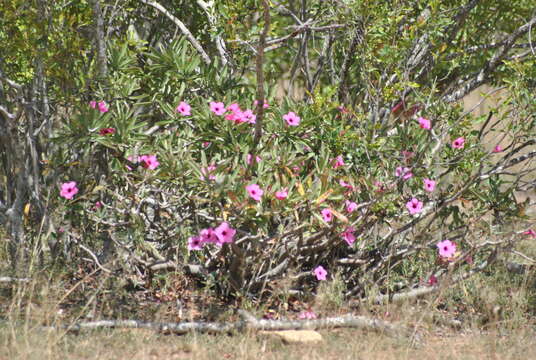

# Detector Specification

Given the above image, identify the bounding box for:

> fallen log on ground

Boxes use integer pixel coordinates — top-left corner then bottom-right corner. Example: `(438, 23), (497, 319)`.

(55, 310), (416, 342)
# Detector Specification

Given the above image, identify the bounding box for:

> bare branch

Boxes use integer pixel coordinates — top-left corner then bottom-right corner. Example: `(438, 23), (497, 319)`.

(0, 74), (23, 92)
(443, 14), (536, 103)
(445, 0), (480, 44)
(196, 0), (232, 67)
(232, 22), (345, 53)
(445, 42), (535, 60)
(139, 0), (212, 65)
(58, 311), (413, 340)
(362, 250), (496, 306)
(79, 244), (112, 273)
(0, 105), (15, 120)
(338, 22), (364, 103)
(311, 32), (336, 90)
(0, 276), (31, 283)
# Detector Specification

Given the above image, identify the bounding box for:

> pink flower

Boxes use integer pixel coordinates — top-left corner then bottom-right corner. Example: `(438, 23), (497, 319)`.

(176, 101), (191, 116)
(94, 201), (103, 210)
(428, 275), (438, 286)
(246, 154), (261, 165)
(89, 101), (96, 109)
(452, 137), (465, 149)
(227, 103), (241, 112)
(423, 178), (436, 192)
(253, 100), (269, 109)
(275, 189), (288, 200)
(283, 111), (301, 126)
(339, 180), (354, 192)
(523, 229), (536, 238)
(209, 101), (226, 115)
(200, 164), (217, 181)
(202, 141), (211, 148)
(126, 155), (139, 171)
(242, 109), (256, 124)
(200, 228), (218, 244)
(402, 150), (415, 160)
(341, 226), (356, 246)
(60, 181), (78, 200)
(333, 155), (345, 169)
(345, 200), (358, 213)
(374, 181), (385, 192)
(97, 101), (108, 113)
(313, 266), (327, 281)
(391, 101), (404, 114)
(493, 145), (503, 153)
(225, 110), (246, 124)
(214, 222), (236, 245)
(418, 117), (431, 130)
(298, 310), (317, 320)
(246, 184), (263, 201)
(437, 239), (456, 258)
(465, 255), (473, 265)
(188, 236), (203, 251)
(99, 127), (115, 135)
(321, 208), (333, 222)
(139, 155), (159, 170)
(395, 166), (413, 180)
(406, 198), (423, 215)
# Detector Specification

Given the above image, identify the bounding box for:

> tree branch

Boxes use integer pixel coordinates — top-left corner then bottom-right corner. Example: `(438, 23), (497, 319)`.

(139, 0), (212, 65)
(58, 311), (413, 340)
(196, 0), (231, 67)
(445, 42), (535, 60)
(0, 105), (15, 120)
(442, 14), (536, 103)
(0, 74), (23, 92)
(0, 276), (31, 283)
(338, 21), (364, 104)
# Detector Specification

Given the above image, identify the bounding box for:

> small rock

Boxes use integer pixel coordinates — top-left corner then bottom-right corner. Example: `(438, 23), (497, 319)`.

(258, 330), (323, 344)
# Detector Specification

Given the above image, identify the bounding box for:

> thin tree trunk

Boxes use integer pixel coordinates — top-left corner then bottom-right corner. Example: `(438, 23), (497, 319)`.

(91, 0), (108, 80)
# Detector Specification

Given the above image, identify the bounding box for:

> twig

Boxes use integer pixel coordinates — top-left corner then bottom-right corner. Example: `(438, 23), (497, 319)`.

(139, 0), (212, 65)
(445, 42), (535, 60)
(0, 73), (23, 91)
(338, 22), (364, 103)
(311, 32), (335, 90)
(358, 253), (496, 306)
(0, 105), (15, 120)
(510, 249), (536, 264)
(79, 244), (112, 273)
(232, 22), (345, 53)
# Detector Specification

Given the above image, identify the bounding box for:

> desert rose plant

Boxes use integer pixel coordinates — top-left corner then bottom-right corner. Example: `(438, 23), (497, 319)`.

(0, 0), (534, 304)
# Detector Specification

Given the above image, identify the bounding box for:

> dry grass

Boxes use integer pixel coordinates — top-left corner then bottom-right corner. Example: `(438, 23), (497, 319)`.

(3, 272), (536, 360)
(2, 321), (536, 360)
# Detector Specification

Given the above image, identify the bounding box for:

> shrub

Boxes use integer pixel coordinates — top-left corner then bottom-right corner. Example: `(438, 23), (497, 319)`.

(1, 1), (535, 306)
